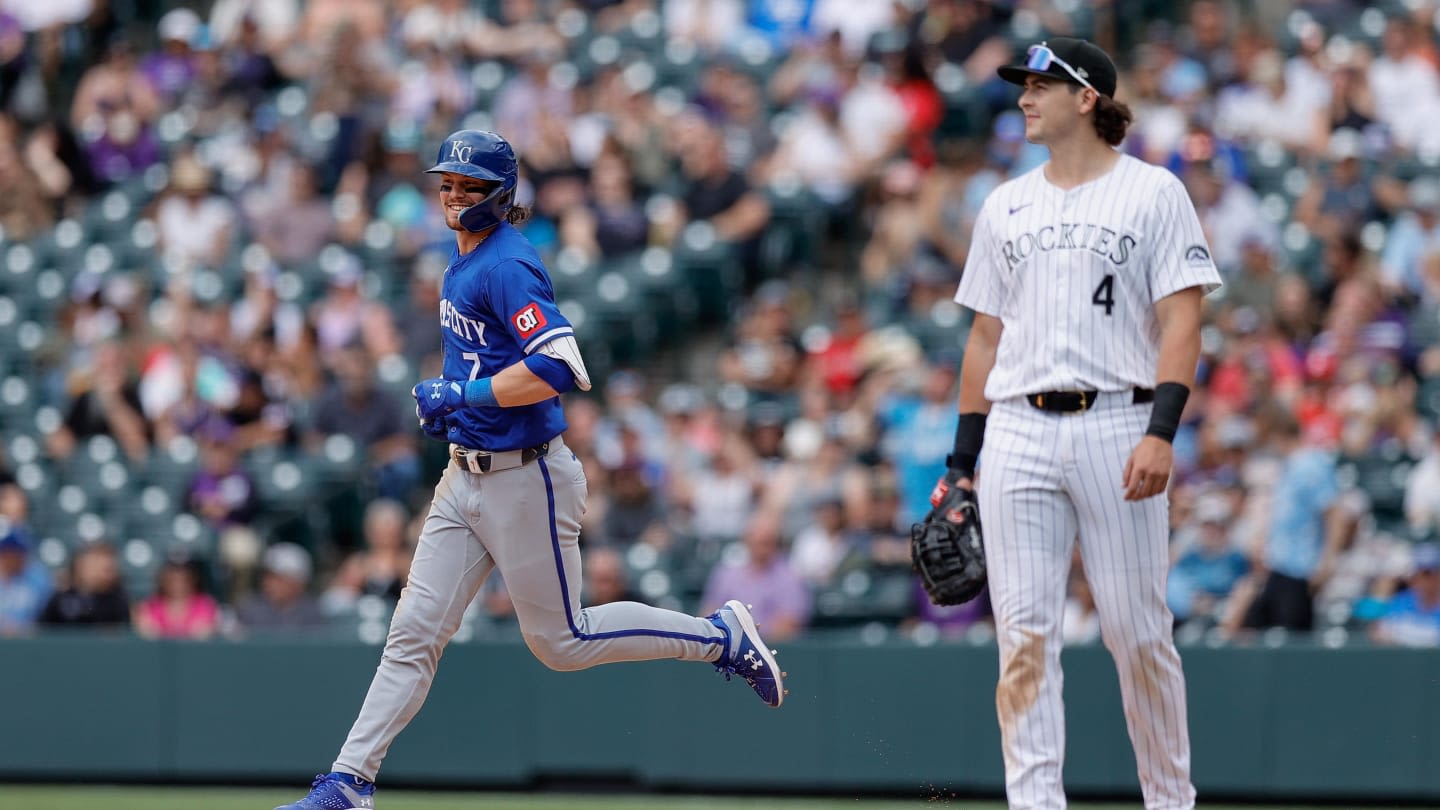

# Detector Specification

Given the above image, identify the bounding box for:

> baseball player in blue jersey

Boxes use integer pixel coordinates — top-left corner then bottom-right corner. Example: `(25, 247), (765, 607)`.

(275, 130), (785, 810)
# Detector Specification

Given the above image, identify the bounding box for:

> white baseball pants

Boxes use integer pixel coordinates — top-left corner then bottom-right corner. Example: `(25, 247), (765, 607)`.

(979, 394), (1194, 810)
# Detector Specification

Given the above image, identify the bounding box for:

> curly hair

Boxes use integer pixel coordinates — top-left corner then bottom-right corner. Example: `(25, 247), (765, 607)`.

(1091, 95), (1134, 146)
(505, 203), (532, 226)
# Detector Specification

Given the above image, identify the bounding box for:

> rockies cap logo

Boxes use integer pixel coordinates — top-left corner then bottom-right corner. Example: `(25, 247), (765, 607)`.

(448, 141), (473, 163)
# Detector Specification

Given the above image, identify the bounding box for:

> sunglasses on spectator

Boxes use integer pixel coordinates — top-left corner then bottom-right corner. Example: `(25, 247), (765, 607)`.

(1026, 44), (1096, 94)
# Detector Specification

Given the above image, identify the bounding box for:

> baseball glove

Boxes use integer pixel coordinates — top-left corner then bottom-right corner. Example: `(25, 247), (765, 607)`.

(911, 479), (987, 606)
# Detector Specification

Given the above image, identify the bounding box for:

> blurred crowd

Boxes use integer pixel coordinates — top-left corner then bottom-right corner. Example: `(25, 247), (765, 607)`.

(0, 0), (1439, 649)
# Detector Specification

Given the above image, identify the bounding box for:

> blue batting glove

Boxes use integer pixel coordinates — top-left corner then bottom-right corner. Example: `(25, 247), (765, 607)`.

(418, 412), (451, 441)
(413, 377), (465, 421)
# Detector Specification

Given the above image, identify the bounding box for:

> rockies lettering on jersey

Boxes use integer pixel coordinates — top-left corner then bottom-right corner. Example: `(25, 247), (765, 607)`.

(1001, 223), (1137, 269)
(955, 154), (1222, 401)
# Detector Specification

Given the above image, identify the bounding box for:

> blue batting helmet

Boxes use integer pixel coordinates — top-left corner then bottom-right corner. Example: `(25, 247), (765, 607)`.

(426, 129), (518, 233)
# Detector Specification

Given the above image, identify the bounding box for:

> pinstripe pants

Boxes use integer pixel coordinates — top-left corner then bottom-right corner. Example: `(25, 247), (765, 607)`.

(979, 395), (1194, 810)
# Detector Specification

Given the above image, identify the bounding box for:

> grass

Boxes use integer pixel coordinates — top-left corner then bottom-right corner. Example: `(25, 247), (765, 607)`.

(3, 786), (1436, 810)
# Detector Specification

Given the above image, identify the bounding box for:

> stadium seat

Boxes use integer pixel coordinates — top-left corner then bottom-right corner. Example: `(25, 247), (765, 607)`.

(1338, 445), (1417, 539)
(612, 247), (696, 342)
(759, 180), (826, 278)
(1, 242), (38, 293)
(671, 222), (741, 324)
(141, 436), (202, 502)
(812, 568), (915, 628)
(1418, 376), (1440, 422)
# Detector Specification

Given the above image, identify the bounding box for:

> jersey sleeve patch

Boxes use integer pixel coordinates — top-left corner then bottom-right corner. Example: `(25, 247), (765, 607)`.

(511, 302), (548, 339)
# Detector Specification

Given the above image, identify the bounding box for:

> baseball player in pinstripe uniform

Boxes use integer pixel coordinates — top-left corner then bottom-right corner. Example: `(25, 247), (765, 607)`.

(937, 40), (1222, 809)
(274, 130), (785, 810)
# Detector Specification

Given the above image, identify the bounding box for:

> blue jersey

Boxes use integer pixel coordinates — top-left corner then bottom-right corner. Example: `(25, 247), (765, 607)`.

(439, 222), (572, 450)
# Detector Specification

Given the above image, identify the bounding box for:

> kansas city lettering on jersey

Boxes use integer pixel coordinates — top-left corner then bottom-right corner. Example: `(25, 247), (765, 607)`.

(440, 298), (486, 344)
(1002, 223), (1137, 270)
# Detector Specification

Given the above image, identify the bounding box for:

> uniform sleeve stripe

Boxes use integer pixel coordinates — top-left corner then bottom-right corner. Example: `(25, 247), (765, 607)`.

(523, 326), (574, 354)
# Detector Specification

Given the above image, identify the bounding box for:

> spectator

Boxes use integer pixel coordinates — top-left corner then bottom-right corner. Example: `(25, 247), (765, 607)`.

(654, 121), (771, 265)
(664, 0), (745, 54)
(566, 150), (650, 261)
(215, 15), (284, 110)
(39, 541), (130, 629)
(209, 0), (300, 51)
(133, 551), (220, 640)
(674, 432), (758, 547)
(717, 283), (805, 402)
(0, 526), (51, 636)
(582, 546), (641, 606)
(140, 8), (200, 104)
(880, 43), (943, 169)
(700, 510), (810, 641)
(789, 498), (852, 588)
(226, 368), (296, 452)
(233, 542), (328, 634)
(1406, 430), (1440, 538)
(1379, 178), (1440, 301)
(396, 251), (446, 370)
(46, 340), (150, 463)
(600, 457), (669, 549)
(1367, 16), (1440, 153)
(766, 87), (859, 207)
(0, 115), (56, 239)
(850, 471), (912, 569)
(68, 36), (162, 185)
(306, 342), (419, 502)
(1292, 131), (1380, 245)
(307, 253), (401, 359)
(1177, 137), (1275, 276)
(762, 431), (868, 544)
(880, 360), (960, 525)
(1235, 412), (1354, 633)
(154, 152), (236, 270)
(1167, 495), (1251, 626)
(322, 499), (413, 615)
(187, 417), (259, 530)
(251, 161), (339, 267)
(1371, 543), (1440, 647)
(1315, 59), (1380, 154)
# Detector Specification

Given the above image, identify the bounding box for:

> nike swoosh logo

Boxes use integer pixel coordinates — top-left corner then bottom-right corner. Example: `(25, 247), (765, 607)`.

(1009, 203), (1033, 215)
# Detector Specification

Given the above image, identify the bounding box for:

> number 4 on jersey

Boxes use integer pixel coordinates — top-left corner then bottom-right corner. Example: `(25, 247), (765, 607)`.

(1092, 274), (1115, 316)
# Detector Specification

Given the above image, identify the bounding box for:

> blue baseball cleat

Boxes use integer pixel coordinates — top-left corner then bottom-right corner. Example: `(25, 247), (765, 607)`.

(274, 772), (376, 810)
(709, 599), (787, 708)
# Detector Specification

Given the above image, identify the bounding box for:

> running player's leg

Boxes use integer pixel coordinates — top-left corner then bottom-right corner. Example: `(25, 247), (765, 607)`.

(980, 402), (1078, 810)
(1068, 400), (1194, 810)
(480, 441), (727, 671)
(333, 463), (496, 780)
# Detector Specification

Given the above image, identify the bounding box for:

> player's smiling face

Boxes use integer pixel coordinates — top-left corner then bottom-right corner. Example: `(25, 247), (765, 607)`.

(1018, 75), (1085, 145)
(437, 171), (498, 231)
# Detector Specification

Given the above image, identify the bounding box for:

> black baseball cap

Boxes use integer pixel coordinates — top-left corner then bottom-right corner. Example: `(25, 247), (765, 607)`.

(997, 37), (1118, 98)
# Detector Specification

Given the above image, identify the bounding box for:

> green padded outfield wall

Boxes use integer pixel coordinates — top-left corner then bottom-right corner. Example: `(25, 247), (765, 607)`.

(2, 636), (1438, 801)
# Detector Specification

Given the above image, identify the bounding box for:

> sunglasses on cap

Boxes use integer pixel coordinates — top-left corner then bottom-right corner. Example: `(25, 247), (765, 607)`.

(1025, 43), (1096, 93)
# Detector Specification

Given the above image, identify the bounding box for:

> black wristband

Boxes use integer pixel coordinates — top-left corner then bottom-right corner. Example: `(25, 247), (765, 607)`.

(947, 412), (988, 479)
(1144, 382), (1190, 444)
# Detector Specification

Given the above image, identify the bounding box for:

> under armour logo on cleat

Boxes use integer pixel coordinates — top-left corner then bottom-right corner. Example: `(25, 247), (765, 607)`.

(743, 649), (763, 670)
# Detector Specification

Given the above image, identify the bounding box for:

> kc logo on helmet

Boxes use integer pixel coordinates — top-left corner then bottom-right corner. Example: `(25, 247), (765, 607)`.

(512, 303), (547, 338)
(448, 140), (474, 163)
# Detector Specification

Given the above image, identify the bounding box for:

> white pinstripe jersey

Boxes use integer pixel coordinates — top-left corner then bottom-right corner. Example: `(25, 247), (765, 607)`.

(954, 153), (1223, 402)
